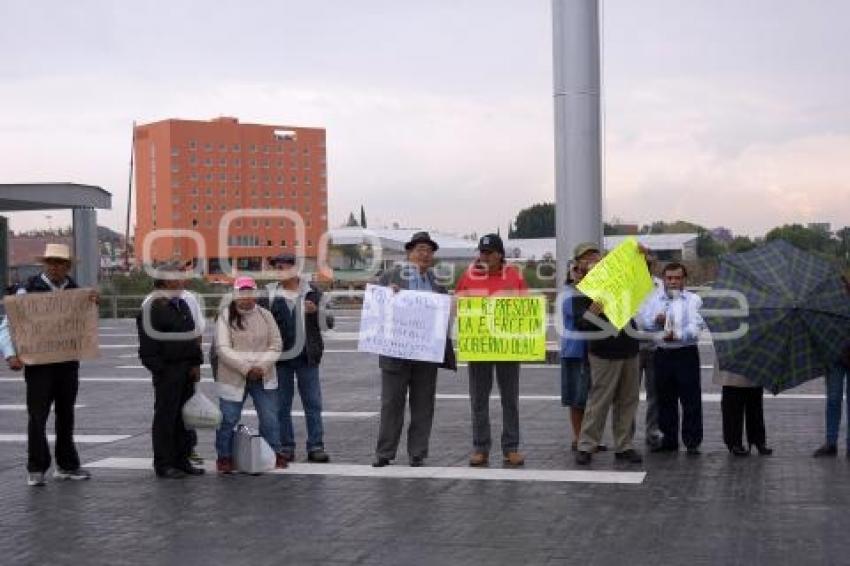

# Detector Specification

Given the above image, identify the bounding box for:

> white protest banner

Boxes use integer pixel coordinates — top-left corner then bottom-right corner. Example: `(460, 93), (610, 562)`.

(3, 288), (100, 365)
(357, 284), (451, 363)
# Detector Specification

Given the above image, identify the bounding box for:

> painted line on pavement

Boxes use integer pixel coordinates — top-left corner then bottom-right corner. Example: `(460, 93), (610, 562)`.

(242, 409), (376, 418)
(435, 393), (826, 402)
(0, 404), (84, 410)
(85, 457), (646, 484)
(0, 434), (130, 443)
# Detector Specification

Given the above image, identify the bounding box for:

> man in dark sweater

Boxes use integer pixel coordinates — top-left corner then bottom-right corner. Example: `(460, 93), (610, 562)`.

(137, 265), (204, 479)
(571, 244), (643, 466)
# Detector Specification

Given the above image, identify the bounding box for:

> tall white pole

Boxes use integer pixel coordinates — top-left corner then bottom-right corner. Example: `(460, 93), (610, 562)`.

(552, 0), (603, 285)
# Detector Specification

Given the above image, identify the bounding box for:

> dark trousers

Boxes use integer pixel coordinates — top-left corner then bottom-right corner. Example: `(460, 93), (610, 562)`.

(24, 362), (81, 473)
(721, 386), (766, 448)
(468, 362), (520, 455)
(375, 363), (438, 460)
(152, 364), (194, 472)
(655, 346), (702, 449)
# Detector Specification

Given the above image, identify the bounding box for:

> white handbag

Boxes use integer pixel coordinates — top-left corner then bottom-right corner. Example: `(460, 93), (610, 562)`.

(233, 424), (276, 474)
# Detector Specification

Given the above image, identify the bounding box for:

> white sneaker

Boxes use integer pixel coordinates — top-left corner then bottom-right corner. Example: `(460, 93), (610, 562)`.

(27, 472), (46, 487)
(53, 468), (92, 481)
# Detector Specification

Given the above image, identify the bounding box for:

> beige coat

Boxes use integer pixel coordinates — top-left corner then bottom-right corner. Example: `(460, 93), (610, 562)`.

(215, 305), (282, 401)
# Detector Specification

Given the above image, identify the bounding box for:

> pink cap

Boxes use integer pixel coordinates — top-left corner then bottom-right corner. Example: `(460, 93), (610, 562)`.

(233, 276), (257, 290)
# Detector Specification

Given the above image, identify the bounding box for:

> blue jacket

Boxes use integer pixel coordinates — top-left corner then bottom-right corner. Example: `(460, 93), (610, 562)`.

(560, 285), (586, 359)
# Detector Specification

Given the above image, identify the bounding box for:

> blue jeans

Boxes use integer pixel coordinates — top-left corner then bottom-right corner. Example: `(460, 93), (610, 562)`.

(277, 362), (324, 454)
(825, 364), (850, 448)
(215, 380), (282, 458)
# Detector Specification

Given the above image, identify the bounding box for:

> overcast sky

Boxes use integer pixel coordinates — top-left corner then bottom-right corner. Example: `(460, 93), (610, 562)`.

(1, 0), (848, 238)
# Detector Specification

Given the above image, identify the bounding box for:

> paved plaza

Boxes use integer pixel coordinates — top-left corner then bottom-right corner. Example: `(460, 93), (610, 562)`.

(0, 314), (848, 565)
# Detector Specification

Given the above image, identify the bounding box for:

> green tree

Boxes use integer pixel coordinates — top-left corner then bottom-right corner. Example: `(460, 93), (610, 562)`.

(696, 232), (724, 259)
(728, 236), (757, 253)
(765, 224), (833, 253)
(360, 205), (367, 229)
(508, 203), (555, 238)
(346, 212), (359, 227)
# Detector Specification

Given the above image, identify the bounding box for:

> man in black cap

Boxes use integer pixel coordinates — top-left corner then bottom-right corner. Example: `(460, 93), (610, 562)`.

(372, 231), (456, 468)
(455, 233), (529, 467)
(263, 253), (334, 463)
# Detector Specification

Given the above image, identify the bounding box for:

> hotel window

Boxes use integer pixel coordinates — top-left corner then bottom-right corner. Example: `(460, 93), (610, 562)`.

(204, 158), (212, 167)
(250, 159), (257, 168)
(170, 147), (179, 156)
(205, 188), (213, 196)
(219, 173), (226, 181)
(261, 159), (269, 168)
(275, 144), (283, 153)
(219, 158), (227, 166)
(205, 174), (213, 181)
(171, 165), (179, 173)
(264, 220), (271, 228)
(280, 239), (287, 246)
(188, 156), (197, 165)
(264, 191), (270, 198)
(220, 204), (227, 211)
(248, 144), (257, 153)
(219, 144), (227, 152)
(233, 158), (241, 167)
(205, 204), (213, 211)
(291, 176), (297, 183)
(204, 143), (213, 152)
(192, 219), (198, 227)
(276, 176), (284, 185)
(276, 159), (283, 168)
(188, 140), (197, 150)
(191, 204), (199, 212)
(263, 145), (270, 154)
(232, 143), (241, 152)
(190, 173), (198, 181)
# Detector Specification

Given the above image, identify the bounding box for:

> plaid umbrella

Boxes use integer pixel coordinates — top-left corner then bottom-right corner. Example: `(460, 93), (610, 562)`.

(704, 239), (850, 394)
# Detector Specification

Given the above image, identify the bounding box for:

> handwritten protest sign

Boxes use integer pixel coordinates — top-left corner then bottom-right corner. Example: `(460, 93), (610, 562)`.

(3, 288), (99, 365)
(457, 296), (547, 362)
(357, 284), (451, 363)
(576, 237), (653, 331)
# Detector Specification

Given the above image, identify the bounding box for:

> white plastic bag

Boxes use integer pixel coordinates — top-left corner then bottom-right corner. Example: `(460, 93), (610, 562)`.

(233, 424), (276, 474)
(182, 391), (222, 429)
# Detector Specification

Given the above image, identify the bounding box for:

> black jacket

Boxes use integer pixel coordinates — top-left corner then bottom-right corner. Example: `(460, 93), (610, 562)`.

(137, 296), (204, 375)
(260, 282), (334, 368)
(572, 295), (639, 360)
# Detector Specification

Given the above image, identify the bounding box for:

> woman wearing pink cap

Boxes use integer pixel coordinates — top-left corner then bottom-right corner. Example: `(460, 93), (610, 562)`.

(214, 276), (286, 473)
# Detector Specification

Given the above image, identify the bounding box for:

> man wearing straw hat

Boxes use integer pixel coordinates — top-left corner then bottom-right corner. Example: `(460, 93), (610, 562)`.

(0, 243), (97, 487)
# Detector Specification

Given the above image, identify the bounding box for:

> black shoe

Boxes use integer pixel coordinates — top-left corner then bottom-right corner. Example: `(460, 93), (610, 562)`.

(686, 446), (701, 456)
(372, 457), (391, 468)
(575, 451), (592, 466)
(651, 444), (678, 453)
(595, 444), (608, 452)
(179, 465), (205, 476)
(752, 444), (773, 456)
(409, 456), (425, 467)
(156, 467), (187, 479)
(813, 444), (837, 458)
(729, 445), (749, 457)
(307, 450), (330, 463)
(614, 449), (643, 464)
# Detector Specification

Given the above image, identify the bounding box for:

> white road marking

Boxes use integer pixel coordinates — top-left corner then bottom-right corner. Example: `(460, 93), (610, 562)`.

(0, 404), (84, 410)
(0, 434), (130, 443)
(85, 457), (646, 484)
(242, 409), (377, 418)
(434, 393), (826, 402)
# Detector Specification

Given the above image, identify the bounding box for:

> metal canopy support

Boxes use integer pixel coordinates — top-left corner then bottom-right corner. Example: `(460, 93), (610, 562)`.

(72, 207), (99, 287)
(552, 0), (603, 284)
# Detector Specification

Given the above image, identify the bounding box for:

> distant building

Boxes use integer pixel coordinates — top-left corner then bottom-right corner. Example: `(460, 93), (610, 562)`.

(504, 234), (699, 262)
(134, 117), (328, 276)
(808, 222), (832, 234)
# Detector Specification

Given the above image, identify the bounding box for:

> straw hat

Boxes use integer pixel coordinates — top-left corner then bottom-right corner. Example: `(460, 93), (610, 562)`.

(36, 243), (74, 263)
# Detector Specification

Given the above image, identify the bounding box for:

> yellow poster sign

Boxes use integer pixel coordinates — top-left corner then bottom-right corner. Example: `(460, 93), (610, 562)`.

(457, 296), (547, 362)
(576, 237), (653, 331)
